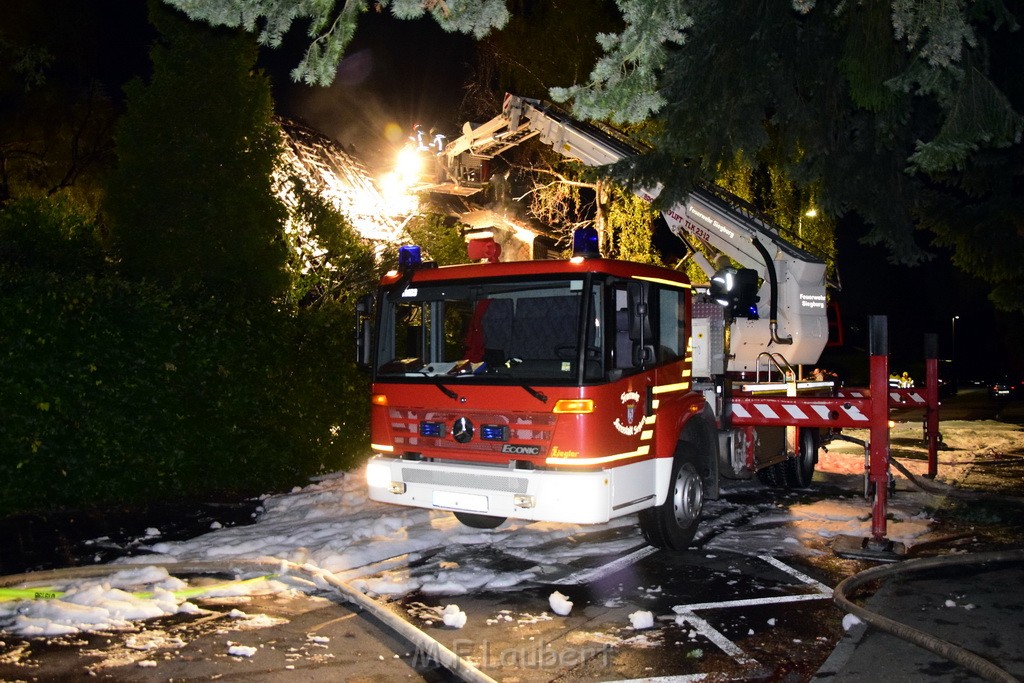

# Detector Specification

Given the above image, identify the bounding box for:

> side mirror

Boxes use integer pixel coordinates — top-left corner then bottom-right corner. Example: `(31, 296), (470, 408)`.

(627, 281), (654, 368)
(356, 294), (374, 369)
(633, 344), (655, 366)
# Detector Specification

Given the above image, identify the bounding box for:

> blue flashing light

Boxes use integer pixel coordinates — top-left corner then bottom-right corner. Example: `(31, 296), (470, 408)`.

(420, 422), (443, 437)
(480, 424), (508, 442)
(398, 245), (423, 271)
(571, 227), (600, 259)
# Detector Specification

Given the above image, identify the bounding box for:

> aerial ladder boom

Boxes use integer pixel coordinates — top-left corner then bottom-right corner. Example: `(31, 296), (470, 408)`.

(442, 94), (830, 371)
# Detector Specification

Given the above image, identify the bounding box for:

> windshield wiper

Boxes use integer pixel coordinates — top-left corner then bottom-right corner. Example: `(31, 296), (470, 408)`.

(520, 384), (548, 403)
(432, 380), (460, 401)
(416, 369), (461, 401)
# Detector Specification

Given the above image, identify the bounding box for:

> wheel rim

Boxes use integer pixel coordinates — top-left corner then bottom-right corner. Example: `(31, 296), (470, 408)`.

(672, 463), (703, 527)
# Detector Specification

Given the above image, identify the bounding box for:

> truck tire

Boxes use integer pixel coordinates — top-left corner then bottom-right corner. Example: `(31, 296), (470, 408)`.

(784, 428), (818, 488)
(756, 461), (787, 488)
(453, 512), (506, 529)
(639, 443), (704, 550)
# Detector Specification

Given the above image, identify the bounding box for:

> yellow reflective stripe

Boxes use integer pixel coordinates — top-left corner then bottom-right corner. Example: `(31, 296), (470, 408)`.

(640, 429), (654, 440)
(371, 443), (395, 453)
(633, 276), (692, 289)
(652, 382), (690, 394)
(545, 445), (650, 467)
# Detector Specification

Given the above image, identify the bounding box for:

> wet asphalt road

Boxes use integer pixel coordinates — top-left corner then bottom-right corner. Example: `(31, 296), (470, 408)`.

(0, 542), (849, 681)
(3, 526), (1021, 681)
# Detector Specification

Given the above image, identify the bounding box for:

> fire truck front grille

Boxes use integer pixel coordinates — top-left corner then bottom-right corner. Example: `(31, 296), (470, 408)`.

(388, 408), (555, 456)
(401, 467), (529, 494)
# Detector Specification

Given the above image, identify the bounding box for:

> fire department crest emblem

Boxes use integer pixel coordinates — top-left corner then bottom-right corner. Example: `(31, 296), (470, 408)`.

(613, 390), (646, 436)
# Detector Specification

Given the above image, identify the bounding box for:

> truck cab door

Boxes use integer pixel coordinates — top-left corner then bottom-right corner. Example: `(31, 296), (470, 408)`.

(609, 281), (656, 420)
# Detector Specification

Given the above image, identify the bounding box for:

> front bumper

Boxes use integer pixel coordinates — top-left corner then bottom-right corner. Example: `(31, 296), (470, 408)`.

(366, 456), (640, 524)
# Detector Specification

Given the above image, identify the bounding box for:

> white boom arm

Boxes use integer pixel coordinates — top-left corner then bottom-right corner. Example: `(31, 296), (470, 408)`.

(443, 94), (830, 371)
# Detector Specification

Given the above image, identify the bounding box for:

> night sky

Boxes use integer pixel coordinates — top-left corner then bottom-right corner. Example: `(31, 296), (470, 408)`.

(825, 219), (1004, 385)
(263, 11), (476, 172)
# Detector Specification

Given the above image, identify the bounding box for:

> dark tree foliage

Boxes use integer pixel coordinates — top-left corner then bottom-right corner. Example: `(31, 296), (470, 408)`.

(105, 2), (288, 302)
(0, 4), (389, 517)
(913, 13), (1024, 313)
(0, 196), (106, 276)
(406, 213), (473, 266)
(465, 0), (621, 110)
(608, 1), (1024, 312)
(0, 0), (146, 209)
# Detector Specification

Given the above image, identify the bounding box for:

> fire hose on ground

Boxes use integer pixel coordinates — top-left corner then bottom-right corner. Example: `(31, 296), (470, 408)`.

(836, 453), (1024, 682)
(889, 453), (1024, 505)
(833, 549), (1024, 683)
(0, 558), (498, 683)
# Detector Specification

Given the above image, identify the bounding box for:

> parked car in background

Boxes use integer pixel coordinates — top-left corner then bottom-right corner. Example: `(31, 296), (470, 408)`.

(989, 379), (1013, 399)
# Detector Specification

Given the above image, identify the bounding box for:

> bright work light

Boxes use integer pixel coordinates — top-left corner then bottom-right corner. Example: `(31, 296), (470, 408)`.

(709, 267), (759, 319)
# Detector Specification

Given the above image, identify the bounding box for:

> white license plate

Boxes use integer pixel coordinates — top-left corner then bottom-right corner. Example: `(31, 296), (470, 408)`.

(433, 490), (488, 513)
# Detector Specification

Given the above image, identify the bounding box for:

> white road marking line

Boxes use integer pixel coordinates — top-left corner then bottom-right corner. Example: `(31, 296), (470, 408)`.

(549, 544), (659, 585)
(758, 554), (833, 594)
(673, 610), (759, 667)
(673, 592), (833, 612)
(659, 555), (832, 669)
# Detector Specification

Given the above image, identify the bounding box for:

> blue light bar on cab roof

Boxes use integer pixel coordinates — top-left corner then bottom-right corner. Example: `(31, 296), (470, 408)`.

(572, 227), (600, 258)
(398, 245), (422, 270)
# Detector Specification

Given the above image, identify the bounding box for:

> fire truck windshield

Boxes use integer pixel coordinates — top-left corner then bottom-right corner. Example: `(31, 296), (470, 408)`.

(375, 277), (603, 383)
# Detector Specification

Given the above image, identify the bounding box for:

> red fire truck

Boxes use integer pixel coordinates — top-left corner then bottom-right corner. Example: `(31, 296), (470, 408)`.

(359, 95), (939, 550)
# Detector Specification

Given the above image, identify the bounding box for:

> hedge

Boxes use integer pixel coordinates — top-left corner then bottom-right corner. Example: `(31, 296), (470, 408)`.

(0, 265), (370, 516)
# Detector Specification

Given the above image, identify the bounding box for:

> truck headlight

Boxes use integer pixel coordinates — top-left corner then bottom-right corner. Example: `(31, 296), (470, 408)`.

(366, 461), (392, 489)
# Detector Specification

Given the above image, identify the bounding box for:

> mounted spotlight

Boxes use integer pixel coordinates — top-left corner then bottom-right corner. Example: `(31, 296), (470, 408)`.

(467, 237), (502, 263)
(709, 267), (760, 319)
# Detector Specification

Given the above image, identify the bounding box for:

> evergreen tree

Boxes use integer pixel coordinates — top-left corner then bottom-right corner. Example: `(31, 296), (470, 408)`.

(106, 2), (288, 301)
(554, 0), (1023, 311)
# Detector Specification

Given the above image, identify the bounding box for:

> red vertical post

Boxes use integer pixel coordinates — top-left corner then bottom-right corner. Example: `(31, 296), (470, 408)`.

(868, 316), (890, 543)
(924, 334), (940, 478)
